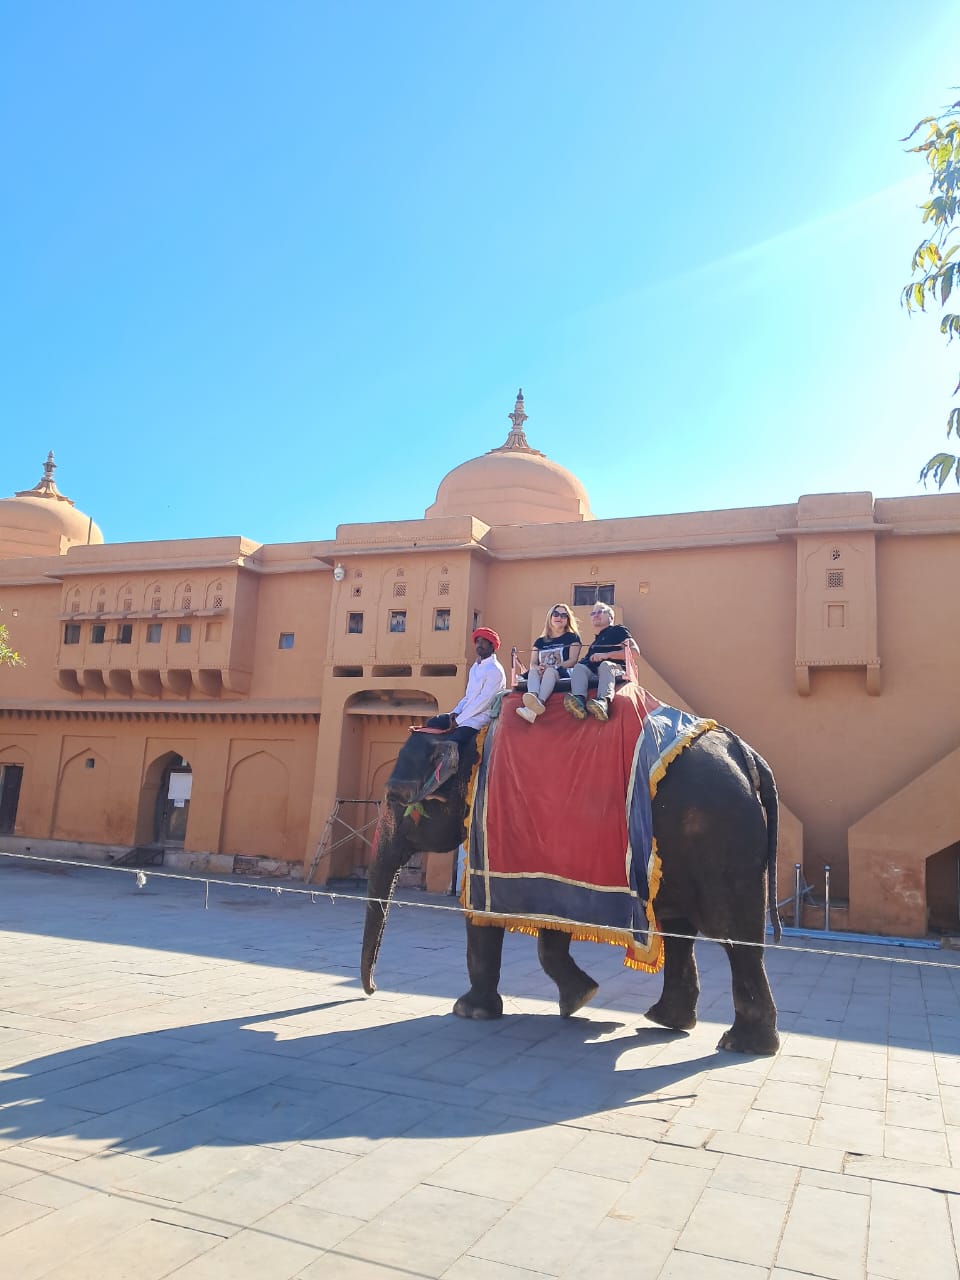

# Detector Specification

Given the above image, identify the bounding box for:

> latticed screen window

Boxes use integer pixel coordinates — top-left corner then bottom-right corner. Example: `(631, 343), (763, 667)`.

(438, 581), (450, 596)
(572, 583), (615, 606)
(96, 601), (105, 614)
(181, 595), (192, 610)
(393, 582), (407, 598)
(389, 610), (406, 633)
(434, 609), (451, 631)
(151, 596), (161, 611)
(213, 595), (223, 609)
(831, 547), (842, 561)
(122, 598), (132, 612)
(351, 585), (362, 598)
(826, 570), (845, 590)
(347, 613), (363, 634)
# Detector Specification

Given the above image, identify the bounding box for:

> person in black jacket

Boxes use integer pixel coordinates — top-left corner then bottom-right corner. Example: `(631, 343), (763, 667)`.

(564, 602), (637, 723)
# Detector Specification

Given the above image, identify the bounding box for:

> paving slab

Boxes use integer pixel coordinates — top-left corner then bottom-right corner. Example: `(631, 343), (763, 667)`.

(1, 860), (959, 1279)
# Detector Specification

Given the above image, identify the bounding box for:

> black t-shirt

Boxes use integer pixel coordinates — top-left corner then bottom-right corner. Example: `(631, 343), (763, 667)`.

(534, 632), (582, 667)
(580, 624), (632, 667)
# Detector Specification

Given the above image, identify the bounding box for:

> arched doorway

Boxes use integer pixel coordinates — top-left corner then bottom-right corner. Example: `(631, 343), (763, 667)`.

(0, 763), (23, 834)
(136, 753), (193, 849)
(926, 841), (960, 934)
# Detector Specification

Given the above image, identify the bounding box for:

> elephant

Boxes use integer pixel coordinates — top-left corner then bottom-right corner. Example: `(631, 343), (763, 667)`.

(361, 720), (782, 1055)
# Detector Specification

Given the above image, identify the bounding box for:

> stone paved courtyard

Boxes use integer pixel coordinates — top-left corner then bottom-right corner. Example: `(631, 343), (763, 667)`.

(1, 857), (959, 1279)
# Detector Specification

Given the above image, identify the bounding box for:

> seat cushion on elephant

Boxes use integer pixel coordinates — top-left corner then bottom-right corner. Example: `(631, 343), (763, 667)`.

(515, 675), (573, 693)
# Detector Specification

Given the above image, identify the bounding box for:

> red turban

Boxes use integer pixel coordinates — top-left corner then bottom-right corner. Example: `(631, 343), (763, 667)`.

(472, 627), (501, 650)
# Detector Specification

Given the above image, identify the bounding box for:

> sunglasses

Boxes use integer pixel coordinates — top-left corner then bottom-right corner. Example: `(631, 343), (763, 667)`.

(590, 610), (607, 617)
(551, 609), (568, 618)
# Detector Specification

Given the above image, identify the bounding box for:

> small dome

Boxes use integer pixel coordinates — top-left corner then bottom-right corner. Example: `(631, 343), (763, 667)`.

(425, 391), (594, 526)
(0, 453), (103, 559)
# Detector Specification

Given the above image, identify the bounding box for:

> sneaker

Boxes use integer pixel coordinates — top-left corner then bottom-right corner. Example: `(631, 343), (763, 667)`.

(586, 697), (609, 722)
(563, 694), (588, 720)
(516, 706), (537, 724)
(522, 693), (546, 715)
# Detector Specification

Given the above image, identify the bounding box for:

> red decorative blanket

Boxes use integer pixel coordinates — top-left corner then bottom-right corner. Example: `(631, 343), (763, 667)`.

(462, 682), (665, 971)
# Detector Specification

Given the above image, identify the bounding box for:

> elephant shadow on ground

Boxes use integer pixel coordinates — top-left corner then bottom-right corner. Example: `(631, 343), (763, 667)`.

(0, 999), (748, 1158)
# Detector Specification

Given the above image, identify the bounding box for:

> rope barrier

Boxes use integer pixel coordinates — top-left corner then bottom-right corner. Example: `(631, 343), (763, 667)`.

(2, 848), (959, 971)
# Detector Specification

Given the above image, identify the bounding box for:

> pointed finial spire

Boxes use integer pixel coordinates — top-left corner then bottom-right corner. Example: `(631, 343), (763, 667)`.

(40, 451), (57, 492)
(15, 450), (74, 505)
(507, 388), (528, 441)
(495, 387), (539, 454)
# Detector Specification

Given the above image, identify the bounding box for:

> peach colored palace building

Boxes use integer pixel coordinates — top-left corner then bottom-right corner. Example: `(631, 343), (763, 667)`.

(1, 393), (959, 939)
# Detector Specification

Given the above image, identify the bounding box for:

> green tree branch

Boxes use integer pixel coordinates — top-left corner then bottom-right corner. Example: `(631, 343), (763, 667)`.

(903, 95), (960, 488)
(0, 623), (24, 668)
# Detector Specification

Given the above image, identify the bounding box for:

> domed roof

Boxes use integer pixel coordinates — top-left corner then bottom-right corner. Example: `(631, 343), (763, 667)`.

(425, 391), (594, 526)
(0, 453), (104, 558)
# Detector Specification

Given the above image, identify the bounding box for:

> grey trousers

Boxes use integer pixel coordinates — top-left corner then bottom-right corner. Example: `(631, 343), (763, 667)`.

(526, 665), (559, 702)
(570, 661), (618, 703)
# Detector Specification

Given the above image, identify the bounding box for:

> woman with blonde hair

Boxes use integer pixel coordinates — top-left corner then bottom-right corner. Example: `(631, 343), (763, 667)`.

(516, 603), (582, 724)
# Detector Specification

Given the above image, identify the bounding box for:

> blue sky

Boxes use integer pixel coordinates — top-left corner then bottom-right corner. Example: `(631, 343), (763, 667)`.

(2, 2), (958, 544)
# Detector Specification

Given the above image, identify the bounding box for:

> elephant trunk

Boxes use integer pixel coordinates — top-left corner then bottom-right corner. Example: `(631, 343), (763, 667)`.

(360, 811), (405, 995)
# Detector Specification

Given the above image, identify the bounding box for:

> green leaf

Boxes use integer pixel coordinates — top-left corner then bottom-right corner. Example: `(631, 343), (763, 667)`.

(901, 115), (937, 143)
(942, 264), (955, 306)
(920, 452), (959, 488)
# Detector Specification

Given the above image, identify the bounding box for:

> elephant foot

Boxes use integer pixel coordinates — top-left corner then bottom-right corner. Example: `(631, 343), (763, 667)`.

(453, 991), (504, 1020)
(717, 1021), (780, 1056)
(559, 975), (599, 1018)
(644, 1000), (697, 1032)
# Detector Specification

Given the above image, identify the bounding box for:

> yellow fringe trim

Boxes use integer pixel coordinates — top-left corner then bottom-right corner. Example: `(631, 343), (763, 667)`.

(465, 910), (664, 973)
(458, 724), (488, 910)
(647, 717), (717, 800)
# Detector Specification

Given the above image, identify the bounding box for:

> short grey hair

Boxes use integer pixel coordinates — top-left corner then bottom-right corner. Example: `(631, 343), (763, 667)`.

(589, 602), (615, 623)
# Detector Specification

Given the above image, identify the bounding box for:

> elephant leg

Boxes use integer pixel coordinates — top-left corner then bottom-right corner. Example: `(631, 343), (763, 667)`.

(717, 942), (780, 1055)
(537, 929), (599, 1017)
(453, 920), (505, 1019)
(645, 922), (699, 1031)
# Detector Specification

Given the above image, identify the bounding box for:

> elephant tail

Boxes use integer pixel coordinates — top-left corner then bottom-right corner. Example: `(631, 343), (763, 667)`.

(723, 729), (782, 944)
(752, 748), (782, 943)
